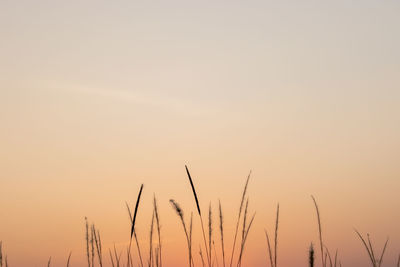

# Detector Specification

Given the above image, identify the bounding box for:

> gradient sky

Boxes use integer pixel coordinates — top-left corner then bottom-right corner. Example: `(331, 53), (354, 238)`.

(1, 1), (400, 266)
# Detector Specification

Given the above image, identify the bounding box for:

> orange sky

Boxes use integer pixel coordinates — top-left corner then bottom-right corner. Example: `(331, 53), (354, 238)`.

(1, 1), (400, 266)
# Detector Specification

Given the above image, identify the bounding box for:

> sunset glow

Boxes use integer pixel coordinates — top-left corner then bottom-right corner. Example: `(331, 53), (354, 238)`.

(1, 1), (400, 266)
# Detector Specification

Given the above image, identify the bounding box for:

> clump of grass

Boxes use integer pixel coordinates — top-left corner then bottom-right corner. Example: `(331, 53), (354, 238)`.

(354, 229), (389, 267)
(84, 218), (103, 267)
(185, 165), (211, 267)
(169, 199), (193, 267)
(265, 203), (279, 267)
(229, 171), (251, 267)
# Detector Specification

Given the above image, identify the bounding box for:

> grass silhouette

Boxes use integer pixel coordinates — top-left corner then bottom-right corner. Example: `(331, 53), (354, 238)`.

(0, 167), (399, 266)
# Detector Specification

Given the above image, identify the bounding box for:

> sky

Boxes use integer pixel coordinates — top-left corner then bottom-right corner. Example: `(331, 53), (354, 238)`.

(1, 0), (400, 266)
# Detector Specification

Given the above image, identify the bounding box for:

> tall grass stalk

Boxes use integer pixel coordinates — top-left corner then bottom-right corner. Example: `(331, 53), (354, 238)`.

(85, 217), (90, 267)
(324, 246), (333, 267)
(334, 250), (338, 267)
(265, 230), (274, 267)
(265, 203), (279, 267)
(241, 199), (249, 250)
(185, 165), (211, 267)
(200, 247), (205, 267)
(274, 204), (279, 267)
(128, 247), (134, 267)
(354, 229), (389, 267)
(213, 240), (220, 267)
(154, 247), (159, 267)
(66, 251), (72, 267)
(90, 224), (95, 267)
(92, 225), (103, 267)
(109, 249), (115, 267)
(149, 210), (155, 267)
(219, 200), (226, 267)
(237, 213), (256, 267)
(229, 171), (251, 267)
(311, 196), (324, 267)
(153, 195), (162, 267)
(0, 242), (6, 267)
(208, 203), (213, 266)
(170, 199), (193, 267)
(397, 253), (400, 267)
(190, 213), (194, 267)
(113, 244), (122, 267)
(47, 256), (51, 267)
(127, 184), (144, 267)
(0, 241), (2, 267)
(131, 184), (144, 238)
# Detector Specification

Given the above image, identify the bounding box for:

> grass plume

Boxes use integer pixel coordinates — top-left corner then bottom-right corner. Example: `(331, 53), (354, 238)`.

(309, 243), (314, 267)
(274, 204), (279, 267)
(218, 200), (226, 267)
(153, 195), (162, 267)
(92, 224), (103, 267)
(90, 224), (95, 267)
(85, 217), (90, 267)
(170, 199), (193, 267)
(229, 171), (251, 267)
